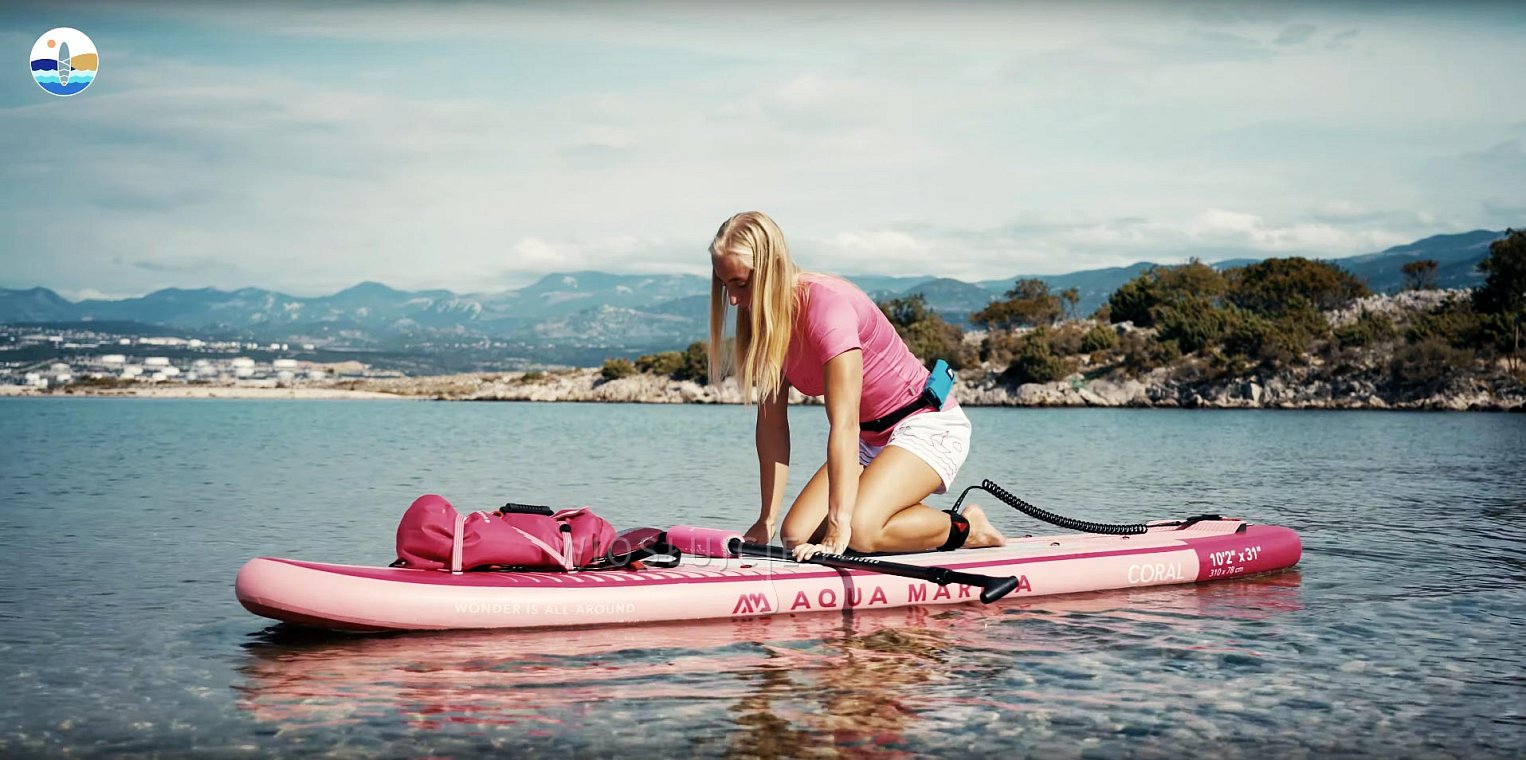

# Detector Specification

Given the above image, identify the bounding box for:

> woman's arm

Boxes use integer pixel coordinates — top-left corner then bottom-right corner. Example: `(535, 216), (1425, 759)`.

(748, 381), (792, 543)
(796, 348), (863, 559)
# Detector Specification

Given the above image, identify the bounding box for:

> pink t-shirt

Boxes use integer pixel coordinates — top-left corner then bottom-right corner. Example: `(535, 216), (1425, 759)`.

(782, 273), (940, 446)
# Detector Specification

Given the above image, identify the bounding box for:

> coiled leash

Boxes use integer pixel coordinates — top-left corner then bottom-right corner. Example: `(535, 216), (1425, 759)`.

(949, 479), (1164, 536)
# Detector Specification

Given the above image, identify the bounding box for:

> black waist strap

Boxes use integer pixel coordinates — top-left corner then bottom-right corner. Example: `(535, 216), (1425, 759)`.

(860, 389), (938, 433)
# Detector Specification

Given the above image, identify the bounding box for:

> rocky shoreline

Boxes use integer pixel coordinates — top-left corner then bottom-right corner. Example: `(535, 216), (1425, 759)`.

(9, 363), (1518, 411)
(7, 288), (1521, 411)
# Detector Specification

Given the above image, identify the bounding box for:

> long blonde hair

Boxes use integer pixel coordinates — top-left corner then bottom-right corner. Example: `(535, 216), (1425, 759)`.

(708, 211), (801, 403)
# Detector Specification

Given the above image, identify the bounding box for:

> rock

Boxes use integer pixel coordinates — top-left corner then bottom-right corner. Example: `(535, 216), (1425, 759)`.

(1077, 378), (1148, 407)
(1325, 289), (1468, 327)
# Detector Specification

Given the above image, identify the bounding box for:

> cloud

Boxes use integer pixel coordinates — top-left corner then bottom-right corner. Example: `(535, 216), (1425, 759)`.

(1275, 23), (1317, 46)
(1308, 200), (1438, 227)
(1, 2), (1523, 297)
(59, 288), (139, 302)
(857, 209), (1419, 278)
(131, 257), (242, 274)
(1178, 209), (1407, 252)
(1326, 29), (1360, 51)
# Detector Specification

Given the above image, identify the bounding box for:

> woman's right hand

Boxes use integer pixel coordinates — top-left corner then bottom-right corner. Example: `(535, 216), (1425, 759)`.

(743, 518), (775, 545)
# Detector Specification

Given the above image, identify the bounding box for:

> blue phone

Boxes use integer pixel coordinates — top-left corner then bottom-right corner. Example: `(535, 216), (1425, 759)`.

(924, 359), (954, 409)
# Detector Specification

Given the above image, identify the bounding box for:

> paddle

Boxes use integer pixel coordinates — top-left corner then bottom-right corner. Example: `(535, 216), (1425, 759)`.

(734, 541), (1020, 604)
(663, 526), (1019, 603)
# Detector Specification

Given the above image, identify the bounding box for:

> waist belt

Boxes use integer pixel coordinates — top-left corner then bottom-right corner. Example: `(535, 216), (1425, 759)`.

(861, 387), (940, 433)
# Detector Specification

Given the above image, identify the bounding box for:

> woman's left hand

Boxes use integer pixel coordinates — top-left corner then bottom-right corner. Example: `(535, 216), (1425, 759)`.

(793, 525), (851, 561)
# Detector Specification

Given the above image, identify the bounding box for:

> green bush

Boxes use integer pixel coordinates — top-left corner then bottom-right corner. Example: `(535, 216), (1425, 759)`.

(1406, 296), (1485, 349)
(1480, 311), (1525, 360)
(1152, 296), (1230, 354)
(1001, 340), (1071, 385)
(1390, 338), (1475, 387)
(880, 294), (974, 369)
(1042, 324), (1088, 357)
(904, 320), (976, 369)
(1108, 276), (1157, 326)
(1079, 323), (1119, 353)
(1222, 311), (1274, 358)
(1333, 310), (1397, 348)
(634, 341), (709, 383)
(980, 329), (1024, 366)
(600, 358), (636, 381)
(1226, 257), (1369, 316)
(1221, 308), (1319, 367)
(1120, 331), (1180, 374)
(679, 341), (710, 384)
(636, 351), (684, 376)
(1106, 260), (1227, 327)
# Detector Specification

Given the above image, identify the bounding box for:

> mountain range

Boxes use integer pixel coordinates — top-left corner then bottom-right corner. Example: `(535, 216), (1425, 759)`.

(0, 229), (1507, 365)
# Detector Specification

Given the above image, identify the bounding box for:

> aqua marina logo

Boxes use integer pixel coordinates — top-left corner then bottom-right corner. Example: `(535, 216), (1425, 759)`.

(31, 28), (97, 96)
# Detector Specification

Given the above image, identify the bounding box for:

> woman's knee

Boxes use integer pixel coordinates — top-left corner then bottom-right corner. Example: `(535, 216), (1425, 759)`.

(780, 524), (820, 548)
(780, 509), (824, 548)
(847, 511), (890, 552)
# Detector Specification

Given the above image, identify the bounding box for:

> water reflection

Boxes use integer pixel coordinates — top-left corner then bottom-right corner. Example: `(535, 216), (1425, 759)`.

(236, 572), (1302, 753)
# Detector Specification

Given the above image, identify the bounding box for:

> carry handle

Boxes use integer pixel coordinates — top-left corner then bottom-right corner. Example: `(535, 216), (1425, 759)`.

(497, 502), (555, 516)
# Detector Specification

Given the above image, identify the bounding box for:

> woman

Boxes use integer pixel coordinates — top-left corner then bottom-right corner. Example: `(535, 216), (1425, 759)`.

(707, 211), (1006, 560)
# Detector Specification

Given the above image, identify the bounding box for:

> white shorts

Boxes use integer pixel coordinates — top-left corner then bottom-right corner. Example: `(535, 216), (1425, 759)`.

(859, 404), (972, 494)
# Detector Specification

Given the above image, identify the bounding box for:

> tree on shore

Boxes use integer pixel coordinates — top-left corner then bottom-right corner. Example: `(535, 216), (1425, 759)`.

(1473, 229), (1526, 369)
(1060, 287), (1080, 320)
(634, 341), (709, 384)
(601, 357), (636, 381)
(1106, 260), (1226, 328)
(972, 278), (1062, 329)
(1401, 259), (1440, 291)
(1226, 257), (1369, 315)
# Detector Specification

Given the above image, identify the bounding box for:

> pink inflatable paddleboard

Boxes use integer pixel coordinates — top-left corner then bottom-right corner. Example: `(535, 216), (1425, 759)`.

(236, 519), (1299, 632)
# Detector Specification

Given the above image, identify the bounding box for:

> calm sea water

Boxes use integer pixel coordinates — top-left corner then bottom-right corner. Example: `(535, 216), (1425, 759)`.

(0, 398), (1522, 758)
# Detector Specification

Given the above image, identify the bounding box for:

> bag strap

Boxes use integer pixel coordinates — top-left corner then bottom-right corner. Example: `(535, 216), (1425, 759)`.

(510, 526), (573, 571)
(450, 512), (466, 574)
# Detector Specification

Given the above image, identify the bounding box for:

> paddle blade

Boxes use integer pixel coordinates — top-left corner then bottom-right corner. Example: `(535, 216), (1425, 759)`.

(980, 576), (1021, 603)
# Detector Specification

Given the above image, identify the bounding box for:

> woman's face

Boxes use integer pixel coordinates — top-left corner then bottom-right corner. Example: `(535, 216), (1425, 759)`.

(713, 253), (753, 307)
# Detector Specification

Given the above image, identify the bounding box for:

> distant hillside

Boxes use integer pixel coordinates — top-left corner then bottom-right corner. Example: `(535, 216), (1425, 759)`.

(0, 287), (75, 322)
(893, 277), (997, 323)
(1336, 230), (1498, 292)
(1, 229), (1511, 363)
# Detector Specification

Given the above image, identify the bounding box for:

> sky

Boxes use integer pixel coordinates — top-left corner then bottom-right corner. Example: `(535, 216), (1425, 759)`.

(3, 0), (1524, 300)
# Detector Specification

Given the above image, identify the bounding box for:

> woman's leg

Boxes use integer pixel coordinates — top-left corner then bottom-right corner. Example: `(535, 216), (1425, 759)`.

(850, 446), (1006, 553)
(780, 447), (1004, 553)
(778, 462), (837, 548)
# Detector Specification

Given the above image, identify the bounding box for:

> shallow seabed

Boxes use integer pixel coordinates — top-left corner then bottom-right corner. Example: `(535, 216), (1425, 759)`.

(0, 399), (1521, 757)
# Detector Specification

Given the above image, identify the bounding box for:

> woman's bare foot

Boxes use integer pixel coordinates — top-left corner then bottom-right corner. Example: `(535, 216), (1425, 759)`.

(961, 504), (1006, 548)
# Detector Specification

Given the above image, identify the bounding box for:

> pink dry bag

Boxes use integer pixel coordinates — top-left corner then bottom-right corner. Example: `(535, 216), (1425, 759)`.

(394, 494), (617, 572)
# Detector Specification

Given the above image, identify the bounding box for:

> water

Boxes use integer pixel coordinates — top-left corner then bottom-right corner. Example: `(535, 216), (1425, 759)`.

(0, 398), (1522, 757)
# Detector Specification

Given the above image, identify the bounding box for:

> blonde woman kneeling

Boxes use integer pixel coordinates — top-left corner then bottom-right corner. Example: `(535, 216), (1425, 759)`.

(707, 211), (1006, 561)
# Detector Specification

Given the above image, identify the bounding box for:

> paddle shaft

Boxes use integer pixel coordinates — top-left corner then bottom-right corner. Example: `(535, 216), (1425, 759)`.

(732, 540), (1020, 604)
